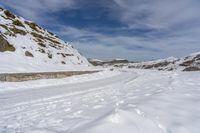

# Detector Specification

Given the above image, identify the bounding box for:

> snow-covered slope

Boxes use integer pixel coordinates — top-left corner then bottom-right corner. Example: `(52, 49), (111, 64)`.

(0, 7), (91, 73)
(88, 52), (200, 71)
(128, 52), (200, 71)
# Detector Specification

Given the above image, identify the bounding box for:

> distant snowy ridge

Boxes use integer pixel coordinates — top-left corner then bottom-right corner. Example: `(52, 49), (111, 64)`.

(89, 52), (200, 71)
(128, 52), (200, 71)
(0, 7), (91, 73)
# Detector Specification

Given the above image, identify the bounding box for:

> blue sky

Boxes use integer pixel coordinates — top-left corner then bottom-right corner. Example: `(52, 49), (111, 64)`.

(1, 0), (200, 61)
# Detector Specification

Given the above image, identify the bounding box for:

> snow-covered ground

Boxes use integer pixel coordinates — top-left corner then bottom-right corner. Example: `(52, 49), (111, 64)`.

(0, 69), (200, 133)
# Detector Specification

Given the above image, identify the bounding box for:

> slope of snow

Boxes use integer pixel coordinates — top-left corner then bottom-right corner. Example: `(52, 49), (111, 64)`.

(0, 51), (92, 73)
(0, 69), (200, 133)
(0, 8), (91, 73)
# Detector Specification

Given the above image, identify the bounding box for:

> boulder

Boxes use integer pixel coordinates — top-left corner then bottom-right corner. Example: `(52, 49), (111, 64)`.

(0, 35), (15, 52)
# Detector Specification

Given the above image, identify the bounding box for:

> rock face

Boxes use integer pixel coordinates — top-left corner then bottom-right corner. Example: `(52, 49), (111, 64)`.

(0, 34), (15, 52)
(25, 51), (34, 57)
(0, 7), (90, 72)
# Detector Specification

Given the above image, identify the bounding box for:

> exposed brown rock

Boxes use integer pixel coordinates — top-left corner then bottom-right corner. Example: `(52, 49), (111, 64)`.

(48, 53), (53, 59)
(48, 31), (54, 36)
(10, 27), (27, 35)
(183, 66), (200, 71)
(25, 51), (34, 57)
(46, 37), (60, 44)
(57, 53), (66, 58)
(25, 21), (39, 31)
(0, 25), (15, 36)
(38, 43), (46, 47)
(13, 20), (25, 27)
(0, 35), (15, 52)
(31, 32), (44, 39)
(4, 10), (15, 19)
(61, 61), (66, 64)
(57, 53), (73, 58)
(0, 24), (9, 31)
(179, 60), (194, 67)
(143, 61), (171, 69)
(49, 43), (59, 49)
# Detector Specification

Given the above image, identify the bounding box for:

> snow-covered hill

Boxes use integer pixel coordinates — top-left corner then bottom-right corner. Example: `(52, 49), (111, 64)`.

(88, 52), (200, 71)
(0, 7), (91, 73)
(128, 52), (200, 71)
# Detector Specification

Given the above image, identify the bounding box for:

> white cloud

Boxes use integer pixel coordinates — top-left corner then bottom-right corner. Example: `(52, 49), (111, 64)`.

(56, 25), (200, 60)
(111, 0), (200, 30)
(0, 0), (75, 22)
(1, 0), (200, 60)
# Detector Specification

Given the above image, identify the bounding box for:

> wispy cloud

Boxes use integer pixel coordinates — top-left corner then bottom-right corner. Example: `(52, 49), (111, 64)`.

(112, 0), (200, 30)
(55, 25), (200, 60)
(1, 0), (200, 60)
(0, 0), (75, 22)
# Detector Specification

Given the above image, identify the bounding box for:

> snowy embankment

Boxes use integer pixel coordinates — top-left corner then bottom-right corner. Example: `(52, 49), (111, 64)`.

(0, 70), (99, 82)
(0, 69), (200, 133)
(0, 52), (94, 73)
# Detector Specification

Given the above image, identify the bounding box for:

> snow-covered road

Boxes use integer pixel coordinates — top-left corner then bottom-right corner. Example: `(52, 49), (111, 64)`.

(0, 70), (200, 133)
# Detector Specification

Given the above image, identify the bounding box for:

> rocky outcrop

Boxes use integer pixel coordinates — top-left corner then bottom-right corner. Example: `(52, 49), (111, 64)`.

(183, 66), (200, 71)
(0, 35), (15, 52)
(25, 51), (34, 57)
(0, 7), (90, 72)
(128, 53), (200, 71)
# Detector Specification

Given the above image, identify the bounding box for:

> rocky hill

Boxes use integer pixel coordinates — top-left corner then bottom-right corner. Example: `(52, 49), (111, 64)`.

(0, 7), (90, 73)
(89, 52), (200, 71)
(128, 52), (200, 71)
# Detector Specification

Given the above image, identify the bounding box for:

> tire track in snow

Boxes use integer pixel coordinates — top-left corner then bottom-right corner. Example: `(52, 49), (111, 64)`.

(0, 71), (139, 132)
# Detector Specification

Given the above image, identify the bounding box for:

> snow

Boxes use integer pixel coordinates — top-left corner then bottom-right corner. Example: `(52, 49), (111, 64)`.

(0, 69), (200, 133)
(0, 51), (93, 73)
(0, 8), (91, 73)
(112, 58), (127, 61)
(88, 59), (103, 62)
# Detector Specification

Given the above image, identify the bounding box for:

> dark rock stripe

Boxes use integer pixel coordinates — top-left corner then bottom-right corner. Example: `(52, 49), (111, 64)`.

(0, 71), (99, 82)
